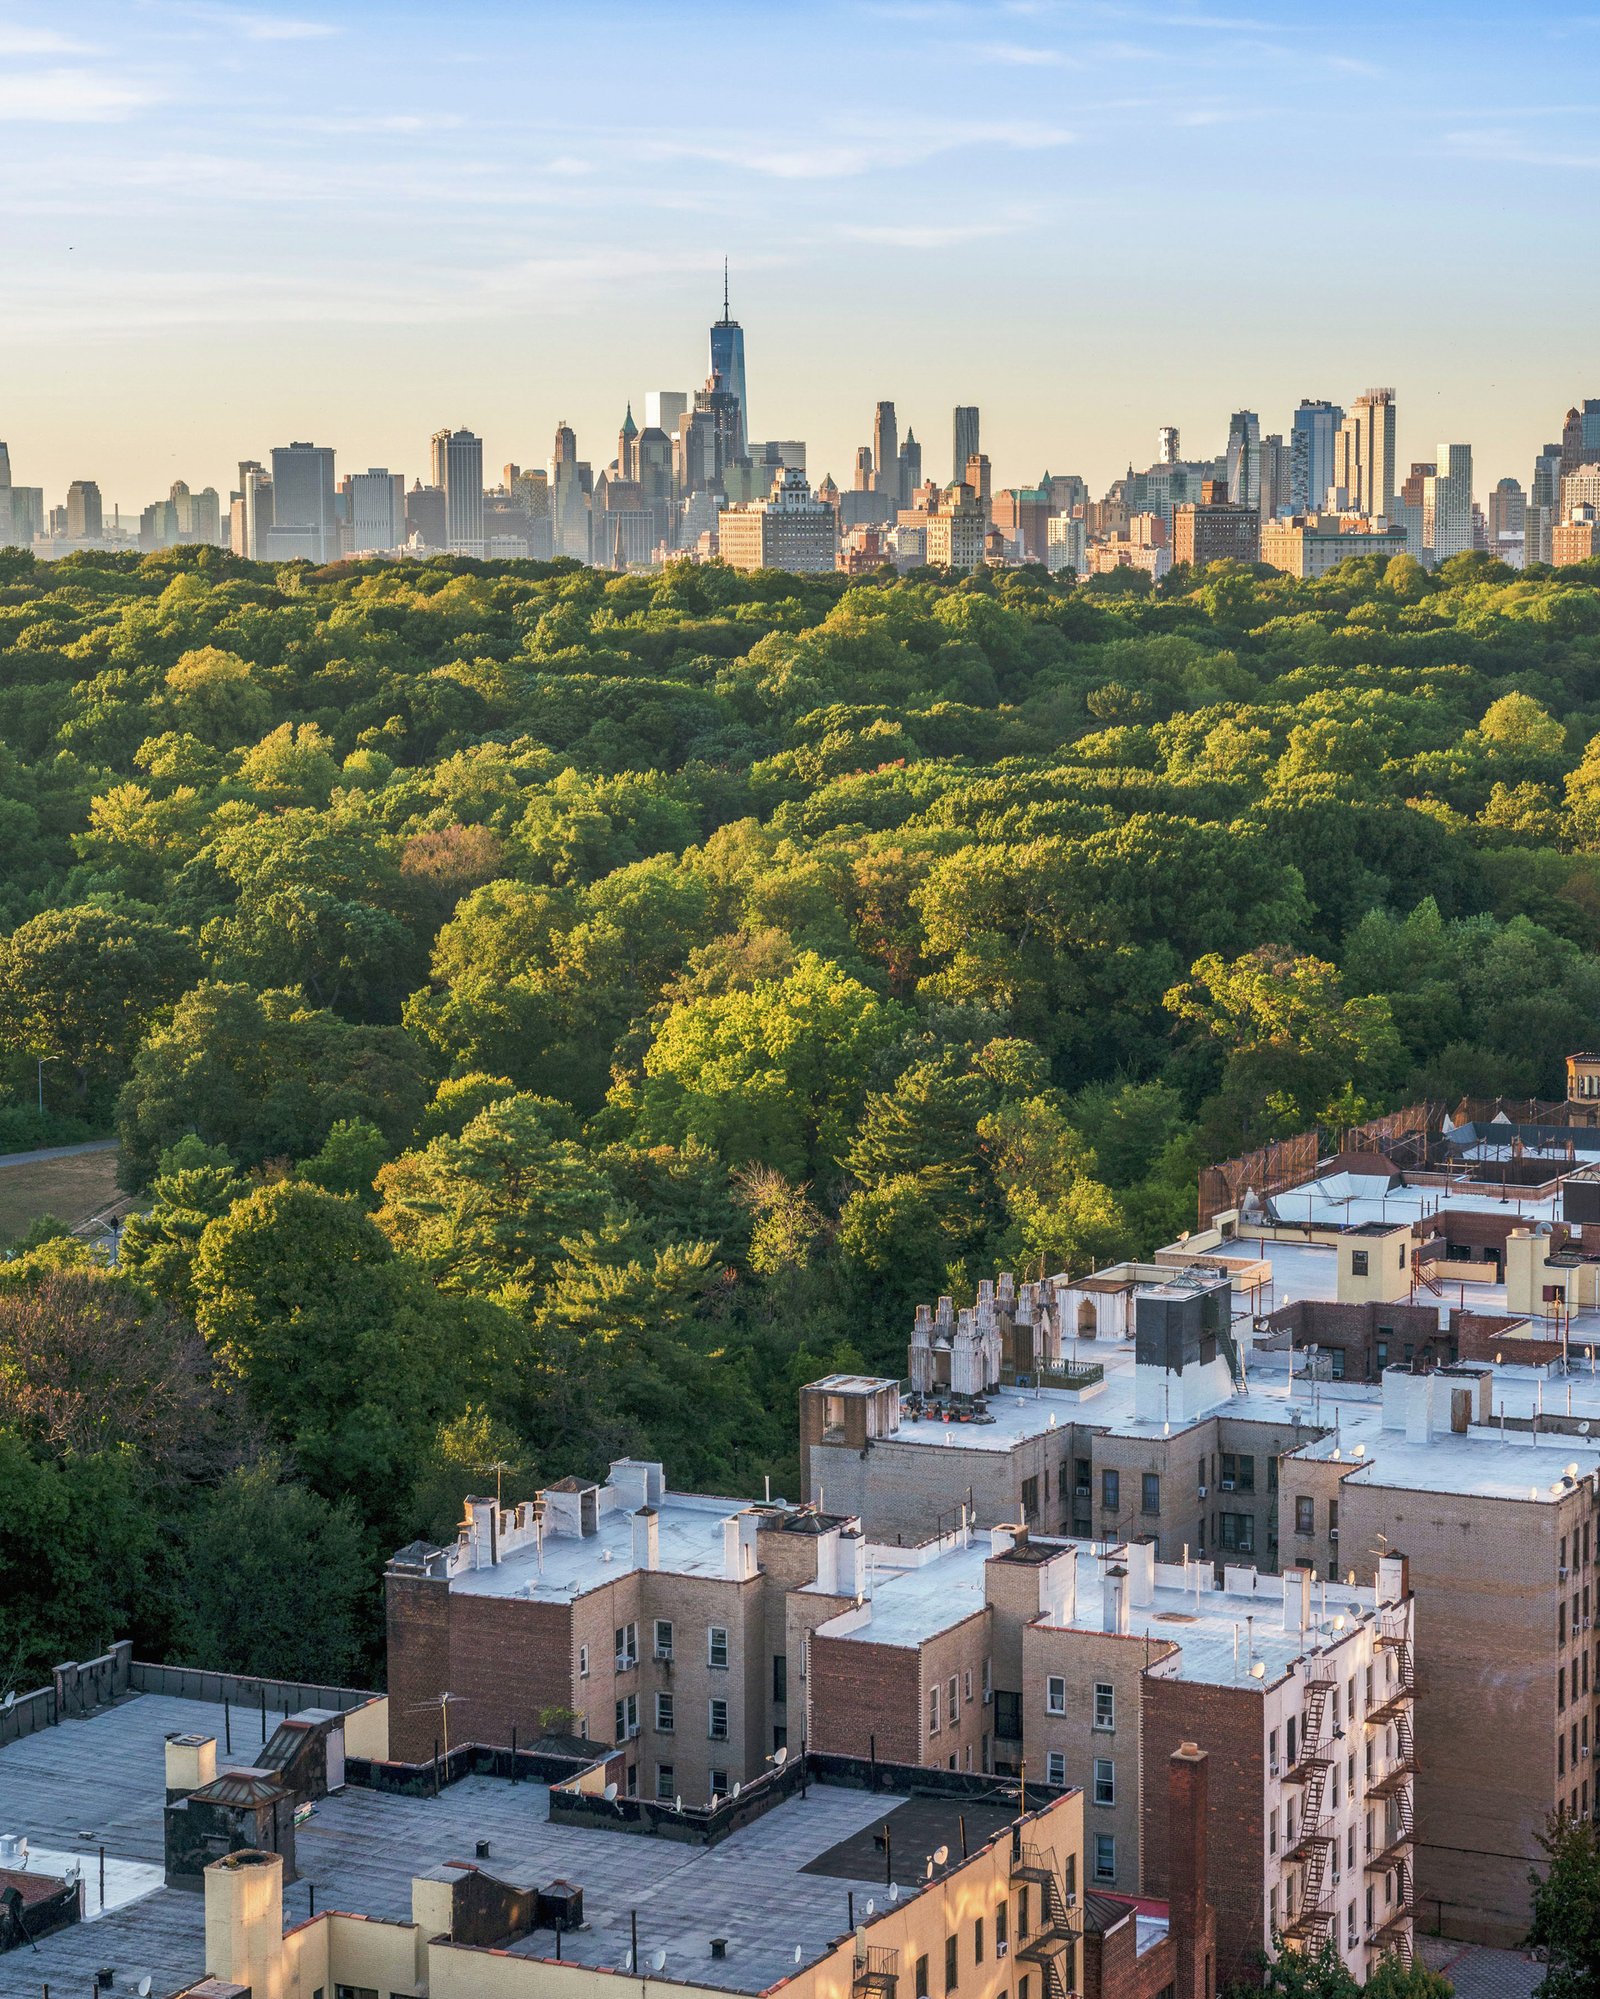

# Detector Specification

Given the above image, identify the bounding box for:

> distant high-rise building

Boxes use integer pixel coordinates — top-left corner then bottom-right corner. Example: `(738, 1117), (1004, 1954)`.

(1423, 443), (1474, 562)
(267, 441), (337, 560)
(709, 266), (747, 459)
(717, 464), (838, 574)
(1157, 426), (1180, 467)
(1584, 400), (1600, 460)
(240, 466), (273, 557)
(898, 430), (921, 510)
(1528, 442), (1565, 566)
(65, 480), (102, 540)
(1562, 406), (1586, 477)
(645, 391), (689, 441)
(926, 482), (986, 572)
(549, 421), (590, 560)
(617, 405), (639, 481)
(1172, 479), (1260, 568)
(1392, 462), (1433, 557)
(1224, 411), (1261, 512)
(0, 442), (10, 490)
(406, 481), (447, 550)
(853, 446), (873, 493)
(1488, 477), (1525, 566)
(1562, 464), (1600, 519)
(872, 403), (898, 498)
(1290, 400), (1343, 513)
(348, 469), (405, 553)
(633, 429), (673, 552)
(1338, 389), (1398, 518)
(431, 428), (485, 556)
(1258, 435), (1292, 521)
(952, 407), (980, 487)
(964, 452), (991, 513)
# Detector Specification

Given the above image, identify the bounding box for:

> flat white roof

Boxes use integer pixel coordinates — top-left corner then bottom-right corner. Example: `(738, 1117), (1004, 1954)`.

(828, 1537), (993, 1648)
(450, 1493), (744, 1600)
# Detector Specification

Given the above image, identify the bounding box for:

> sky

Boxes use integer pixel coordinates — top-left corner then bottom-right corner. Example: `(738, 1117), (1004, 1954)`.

(2, 0), (1599, 515)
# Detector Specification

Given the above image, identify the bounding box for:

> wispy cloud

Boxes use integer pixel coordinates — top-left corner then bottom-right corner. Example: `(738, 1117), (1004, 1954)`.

(967, 39), (1069, 65)
(163, 3), (336, 40)
(0, 66), (156, 120)
(0, 25), (96, 54)
(1438, 127), (1600, 169)
(841, 218), (1029, 248)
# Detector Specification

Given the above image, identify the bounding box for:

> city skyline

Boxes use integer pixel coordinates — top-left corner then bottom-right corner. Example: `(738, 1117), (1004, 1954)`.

(3, 0), (1599, 504)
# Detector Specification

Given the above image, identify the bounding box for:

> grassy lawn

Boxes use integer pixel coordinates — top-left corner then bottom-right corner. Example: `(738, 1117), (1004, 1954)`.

(0, 1144), (123, 1247)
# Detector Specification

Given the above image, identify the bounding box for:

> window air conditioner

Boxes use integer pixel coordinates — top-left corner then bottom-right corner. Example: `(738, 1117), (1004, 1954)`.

(1198, 1485), (1208, 1499)
(1221, 1479), (1235, 1492)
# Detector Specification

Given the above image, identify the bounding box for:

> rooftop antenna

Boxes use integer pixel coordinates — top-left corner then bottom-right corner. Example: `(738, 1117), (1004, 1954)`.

(723, 259), (730, 320)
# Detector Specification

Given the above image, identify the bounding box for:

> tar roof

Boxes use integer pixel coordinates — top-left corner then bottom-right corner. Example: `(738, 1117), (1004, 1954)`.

(0, 1693), (1024, 1999)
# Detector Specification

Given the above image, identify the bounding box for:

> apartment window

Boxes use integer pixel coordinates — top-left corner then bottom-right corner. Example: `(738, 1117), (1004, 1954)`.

(945, 1933), (959, 1993)
(336, 1985), (377, 1999)
(615, 1693), (638, 1740)
(1220, 1453), (1254, 1493)
(915, 1959), (930, 1999)
(709, 1768), (729, 1800)
(1351, 1250), (1369, 1277)
(983, 1658), (993, 1706)
(1142, 1472), (1161, 1515)
(1561, 1666), (1567, 1712)
(1295, 1496), (1315, 1536)
(774, 1654), (788, 1704)
(579, 1644), (590, 1678)
(974, 1919), (985, 1966)
(1094, 1834), (1115, 1881)
(655, 1763), (675, 1802)
(949, 1676), (960, 1722)
(1220, 1513), (1254, 1554)
(1268, 1808), (1277, 1857)
(1022, 1475), (1040, 1518)
(615, 1622), (638, 1668)
(654, 1619), (673, 1660)
(1268, 1728), (1279, 1776)
(1046, 1676), (1067, 1716)
(994, 1691), (1021, 1740)
(774, 1725), (787, 1752)
(655, 1692), (675, 1732)
(996, 1903), (1008, 1954)
(930, 1685), (942, 1734)
(1330, 1349), (1346, 1380)
(708, 1698), (729, 1741)
(1269, 1887), (1278, 1937)
(1018, 1888), (1030, 1939)
(1375, 1340), (1389, 1370)
(1268, 1456), (1279, 1492)
(1047, 1750), (1066, 1785)
(1075, 1458), (1092, 1495)
(1094, 1683), (1115, 1731)
(964, 1670), (973, 1704)
(1347, 1675), (1358, 1722)
(1329, 1501), (1340, 1540)
(1102, 1469), (1120, 1512)
(708, 1626), (729, 1669)
(1094, 1758), (1115, 1806)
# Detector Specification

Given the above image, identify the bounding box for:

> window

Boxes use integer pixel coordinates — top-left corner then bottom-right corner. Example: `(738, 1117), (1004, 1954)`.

(1330, 1350), (1346, 1380)
(974, 1919), (985, 1966)
(1102, 1469), (1120, 1512)
(708, 1626), (729, 1669)
(964, 1670), (973, 1704)
(615, 1693), (638, 1740)
(1021, 1475), (1040, 1518)
(708, 1698), (729, 1740)
(615, 1622), (638, 1668)
(945, 1933), (959, 1993)
(983, 1658), (992, 1706)
(929, 1685), (942, 1734)
(996, 1903), (1008, 1954)
(1094, 1834), (1115, 1881)
(1094, 1683), (1115, 1731)
(1094, 1758), (1114, 1806)
(709, 1768), (729, 1800)
(1219, 1513), (1254, 1553)
(1295, 1496), (1315, 1536)
(1329, 1501), (1340, 1540)
(656, 1763), (675, 1802)
(1018, 1887), (1030, 1939)
(995, 1690), (1021, 1739)
(1047, 1750), (1066, 1784)
(774, 1725), (787, 1752)
(579, 1644), (590, 1678)
(1268, 1456), (1279, 1493)
(653, 1618), (673, 1659)
(1268, 1808), (1277, 1856)
(1074, 1458), (1091, 1496)
(655, 1692), (675, 1732)
(1142, 1472), (1161, 1515)
(949, 1675), (960, 1722)
(1268, 1728), (1279, 1776)
(1351, 1250), (1369, 1277)
(1046, 1675), (1067, 1715)
(915, 1959), (930, 1999)
(336, 1985), (377, 1999)
(773, 1654), (788, 1704)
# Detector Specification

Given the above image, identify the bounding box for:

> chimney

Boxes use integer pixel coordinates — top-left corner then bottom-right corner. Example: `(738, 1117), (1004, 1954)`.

(632, 1506), (659, 1571)
(1102, 1565), (1130, 1636)
(165, 1732), (217, 1798)
(1168, 1744), (1214, 1999)
(1040, 1545), (1077, 1626)
(1282, 1567), (1310, 1634)
(1125, 1538), (1156, 1607)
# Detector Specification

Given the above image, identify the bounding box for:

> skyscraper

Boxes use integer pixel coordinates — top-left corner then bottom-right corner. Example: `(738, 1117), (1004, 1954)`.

(898, 430), (921, 510)
(267, 442), (336, 559)
(549, 421), (590, 560)
(66, 480), (103, 540)
(872, 403), (898, 497)
(348, 470), (405, 553)
(645, 391), (689, 440)
(431, 428), (485, 556)
(618, 405), (639, 481)
(1341, 389), (1398, 517)
(709, 265), (747, 460)
(1290, 400), (1343, 513)
(1224, 411), (1261, 512)
(1258, 435), (1292, 521)
(952, 407), (980, 486)
(1562, 406), (1586, 476)
(1423, 443), (1473, 562)
(1157, 426), (1180, 467)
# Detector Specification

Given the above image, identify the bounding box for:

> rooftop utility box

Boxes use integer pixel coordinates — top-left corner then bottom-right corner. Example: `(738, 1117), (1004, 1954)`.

(1134, 1276), (1229, 1375)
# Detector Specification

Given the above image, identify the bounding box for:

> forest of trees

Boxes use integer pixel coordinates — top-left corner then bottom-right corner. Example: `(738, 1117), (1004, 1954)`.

(3, 538), (1600, 1689)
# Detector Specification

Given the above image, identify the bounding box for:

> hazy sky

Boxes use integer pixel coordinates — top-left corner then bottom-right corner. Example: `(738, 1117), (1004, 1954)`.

(3, 0), (1598, 513)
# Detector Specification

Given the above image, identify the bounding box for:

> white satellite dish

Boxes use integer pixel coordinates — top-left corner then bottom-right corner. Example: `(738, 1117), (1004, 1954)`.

(732, 1781), (742, 1799)
(933, 1845), (949, 1867)
(866, 1900), (875, 1916)
(774, 1746), (788, 1766)
(793, 1946), (803, 1964)
(653, 1950), (667, 1972)
(603, 1782), (618, 1802)
(623, 1950), (634, 1971)
(925, 1859), (934, 1880)
(2, 1692), (13, 1712)
(889, 1883), (900, 1903)
(674, 1795), (683, 1812)
(1250, 1661), (1266, 1680)
(139, 1981), (153, 1997)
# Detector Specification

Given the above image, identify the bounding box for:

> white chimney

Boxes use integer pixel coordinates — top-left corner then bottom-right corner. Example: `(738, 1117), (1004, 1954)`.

(1125, 1539), (1156, 1607)
(816, 1526), (840, 1595)
(632, 1506), (659, 1571)
(1102, 1565), (1130, 1636)
(722, 1516), (744, 1580)
(1040, 1546), (1078, 1626)
(1282, 1567), (1310, 1634)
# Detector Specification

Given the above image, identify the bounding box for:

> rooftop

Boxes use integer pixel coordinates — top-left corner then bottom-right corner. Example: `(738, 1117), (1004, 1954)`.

(826, 1536), (993, 1648)
(0, 1694), (1028, 1999)
(448, 1491), (746, 1601)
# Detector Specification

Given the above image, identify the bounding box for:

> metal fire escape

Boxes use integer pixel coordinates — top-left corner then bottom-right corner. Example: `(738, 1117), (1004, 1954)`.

(1011, 1835), (1082, 1999)
(1282, 1660), (1338, 1947)
(853, 1944), (900, 1999)
(1365, 1609), (1418, 1962)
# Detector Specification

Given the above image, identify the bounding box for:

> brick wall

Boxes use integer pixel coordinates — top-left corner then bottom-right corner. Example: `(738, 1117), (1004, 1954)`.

(809, 1635), (922, 1763)
(385, 1572), (452, 1762)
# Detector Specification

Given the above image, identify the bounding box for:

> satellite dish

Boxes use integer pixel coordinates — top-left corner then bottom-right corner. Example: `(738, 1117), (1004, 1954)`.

(653, 1950), (667, 1971)
(889, 1882), (900, 1903)
(1346, 1604), (1362, 1620)
(732, 1782), (742, 1799)
(1250, 1661), (1266, 1680)
(140, 1981), (153, 1997)
(1582, 1422), (1592, 1436)
(623, 1950), (634, 1972)
(866, 1901), (875, 1917)
(674, 1796), (682, 1812)
(1, 1692), (13, 1712)
(933, 1845), (949, 1866)
(794, 1946), (803, 1964)
(925, 1859), (934, 1880)
(774, 1746), (788, 1767)
(603, 1783), (618, 1802)
(1568, 1463), (1582, 1480)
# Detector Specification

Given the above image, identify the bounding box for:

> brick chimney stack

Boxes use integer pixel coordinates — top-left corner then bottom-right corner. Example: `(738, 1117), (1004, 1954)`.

(1169, 1741), (1215, 1999)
